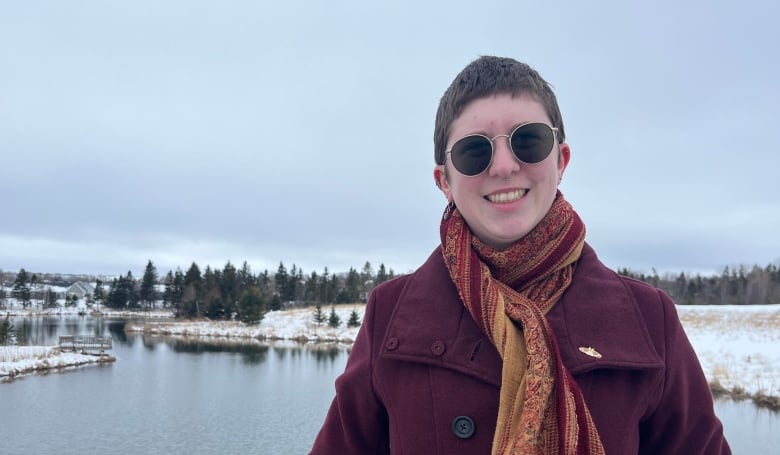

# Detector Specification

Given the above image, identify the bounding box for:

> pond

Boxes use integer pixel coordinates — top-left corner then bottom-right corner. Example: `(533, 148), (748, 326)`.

(0, 315), (776, 454)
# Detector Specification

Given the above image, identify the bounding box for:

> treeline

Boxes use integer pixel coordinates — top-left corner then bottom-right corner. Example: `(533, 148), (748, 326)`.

(4, 260), (779, 319)
(93, 260), (394, 323)
(618, 264), (780, 305)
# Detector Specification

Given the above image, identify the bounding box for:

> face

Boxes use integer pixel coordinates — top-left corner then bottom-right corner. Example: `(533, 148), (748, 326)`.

(434, 93), (570, 249)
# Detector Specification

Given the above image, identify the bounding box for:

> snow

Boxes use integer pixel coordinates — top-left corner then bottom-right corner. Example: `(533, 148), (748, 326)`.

(3, 303), (779, 400)
(125, 306), (362, 343)
(677, 304), (780, 398)
(0, 346), (114, 379)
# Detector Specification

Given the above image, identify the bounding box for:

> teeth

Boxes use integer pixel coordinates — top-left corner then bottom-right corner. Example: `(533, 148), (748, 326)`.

(487, 189), (525, 203)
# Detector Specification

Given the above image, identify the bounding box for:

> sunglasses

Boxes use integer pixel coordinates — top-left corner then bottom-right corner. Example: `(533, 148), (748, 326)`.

(445, 122), (559, 176)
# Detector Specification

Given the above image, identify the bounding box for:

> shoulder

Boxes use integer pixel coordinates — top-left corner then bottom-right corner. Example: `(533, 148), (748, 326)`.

(570, 243), (678, 328)
(363, 247), (451, 331)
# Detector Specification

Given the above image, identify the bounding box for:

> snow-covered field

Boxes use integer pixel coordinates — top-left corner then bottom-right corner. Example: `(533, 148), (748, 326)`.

(3, 304), (779, 403)
(677, 304), (780, 399)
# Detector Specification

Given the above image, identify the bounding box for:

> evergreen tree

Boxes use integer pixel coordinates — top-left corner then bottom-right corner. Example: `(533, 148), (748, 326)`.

(376, 263), (389, 286)
(179, 262), (203, 318)
(347, 308), (361, 328)
(304, 271), (319, 303)
(172, 269), (185, 305)
(275, 262), (289, 301)
(203, 294), (228, 320)
(125, 271), (140, 308)
(93, 279), (105, 307)
(238, 261), (255, 290)
(257, 270), (271, 295)
(329, 273), (338, 304)
(106, 274), (133, 309)
(162, 270), (176, 307)
(341, 267), (360, 303)
(139, 260), (158, 310)
(237, 288), (268, 324)
(30, 273), (40, 309)
(12, 268), (32, 308)
(283, 264), (300, 303)
(328, 306), (341, 328)
(313, 303), (326, 324)
(220, 261), (239, 310)
(318, 268), (330, 303)
(269, 294), (282, 312)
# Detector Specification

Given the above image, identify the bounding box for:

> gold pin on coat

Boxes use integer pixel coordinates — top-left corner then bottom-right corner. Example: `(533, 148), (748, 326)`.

(578, 346), (602, 358)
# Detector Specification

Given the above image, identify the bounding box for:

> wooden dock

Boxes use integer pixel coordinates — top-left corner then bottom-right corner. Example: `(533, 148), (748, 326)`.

(59, 335), (113, 355)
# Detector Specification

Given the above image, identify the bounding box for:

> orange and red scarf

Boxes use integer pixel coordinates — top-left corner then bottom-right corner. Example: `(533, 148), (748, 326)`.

(440, 191), (604, 455)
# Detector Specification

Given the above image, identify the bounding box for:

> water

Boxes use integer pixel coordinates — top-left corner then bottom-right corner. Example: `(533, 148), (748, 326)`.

(0, 316), (346, 454)
(1, 316), (777, 454)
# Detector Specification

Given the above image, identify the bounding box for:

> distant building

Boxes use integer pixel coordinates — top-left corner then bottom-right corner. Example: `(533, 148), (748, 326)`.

(65, 281), (94, 300)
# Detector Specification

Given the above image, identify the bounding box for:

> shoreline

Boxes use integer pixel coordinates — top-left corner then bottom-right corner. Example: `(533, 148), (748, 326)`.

(0, 346), (116, 381)
(710, 380), (780, 412)
(3, 304), (779, 412)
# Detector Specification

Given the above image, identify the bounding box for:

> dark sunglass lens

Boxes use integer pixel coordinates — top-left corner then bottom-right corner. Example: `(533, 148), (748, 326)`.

(510, 123), (554, 164)
(450, 135), (493, 176)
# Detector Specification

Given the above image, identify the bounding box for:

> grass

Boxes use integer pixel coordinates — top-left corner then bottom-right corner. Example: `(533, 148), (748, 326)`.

(710, 379), (780, 412)
(0, 346), (56, 363)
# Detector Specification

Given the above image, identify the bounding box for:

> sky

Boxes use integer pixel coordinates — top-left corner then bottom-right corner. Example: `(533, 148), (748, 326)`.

(2, 0), (779, 279)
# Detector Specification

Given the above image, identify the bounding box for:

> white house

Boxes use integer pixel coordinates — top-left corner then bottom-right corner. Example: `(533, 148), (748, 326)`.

(65, 281), (94, 300)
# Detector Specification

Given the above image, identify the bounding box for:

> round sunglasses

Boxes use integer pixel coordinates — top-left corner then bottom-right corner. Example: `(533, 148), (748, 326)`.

(445, 122), (559, 176)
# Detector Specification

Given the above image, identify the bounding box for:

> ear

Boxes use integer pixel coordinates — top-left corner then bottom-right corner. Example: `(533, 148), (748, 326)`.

(433, 165), (453, 202)
(557, 142), (571, 182)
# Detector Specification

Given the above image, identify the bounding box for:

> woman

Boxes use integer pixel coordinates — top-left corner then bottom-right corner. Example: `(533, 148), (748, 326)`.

(310, 56), (730, 454)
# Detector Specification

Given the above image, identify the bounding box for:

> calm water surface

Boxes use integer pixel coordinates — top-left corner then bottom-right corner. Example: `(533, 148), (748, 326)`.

(1, 316), (777, 454)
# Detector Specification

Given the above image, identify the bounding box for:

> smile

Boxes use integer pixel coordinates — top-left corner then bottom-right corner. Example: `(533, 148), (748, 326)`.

(486, 189), (526, 203)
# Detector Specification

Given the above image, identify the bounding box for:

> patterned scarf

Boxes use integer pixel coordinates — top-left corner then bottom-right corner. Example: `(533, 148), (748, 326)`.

(440, 191), (604, 455)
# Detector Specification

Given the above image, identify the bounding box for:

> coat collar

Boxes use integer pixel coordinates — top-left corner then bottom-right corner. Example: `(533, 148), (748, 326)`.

(380, 244), (663, 385)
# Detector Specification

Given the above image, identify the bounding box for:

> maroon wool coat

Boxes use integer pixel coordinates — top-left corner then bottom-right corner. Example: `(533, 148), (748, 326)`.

(310, 244), (731, 454)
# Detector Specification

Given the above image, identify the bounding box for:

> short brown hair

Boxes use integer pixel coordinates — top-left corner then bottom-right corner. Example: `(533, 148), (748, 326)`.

(433, 56), (565, 165)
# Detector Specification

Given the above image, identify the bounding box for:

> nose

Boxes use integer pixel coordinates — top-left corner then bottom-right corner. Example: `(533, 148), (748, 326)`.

(487, 135), (520, 178)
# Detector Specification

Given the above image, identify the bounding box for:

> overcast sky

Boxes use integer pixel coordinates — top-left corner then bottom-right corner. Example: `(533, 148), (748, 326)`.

(2, 0), (778, 279)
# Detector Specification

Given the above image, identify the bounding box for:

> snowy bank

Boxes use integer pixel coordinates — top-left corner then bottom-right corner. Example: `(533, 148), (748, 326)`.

(125, 306), (363, 343)
(0, 346), (115, 380)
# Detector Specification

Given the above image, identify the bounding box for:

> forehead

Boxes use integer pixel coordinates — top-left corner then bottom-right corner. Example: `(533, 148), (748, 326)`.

(448, 93), (550, 142)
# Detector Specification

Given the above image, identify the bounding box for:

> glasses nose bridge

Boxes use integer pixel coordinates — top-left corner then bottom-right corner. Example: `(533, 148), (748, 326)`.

(488, 133), (514, 158)
(489, 133), (511, 146)
(487, 133), (518, 175)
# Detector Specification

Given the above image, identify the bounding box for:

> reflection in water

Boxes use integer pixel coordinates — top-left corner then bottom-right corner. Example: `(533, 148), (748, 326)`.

(107, 320), (128, 343)
(152, 334), (353, 366)
(163, 336), (271, 364)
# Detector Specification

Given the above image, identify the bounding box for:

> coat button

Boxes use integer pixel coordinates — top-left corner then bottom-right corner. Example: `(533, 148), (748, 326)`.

(451, 416), (475, 439)
(430, 340), (446, 356)
(385, 337), (399, 351)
